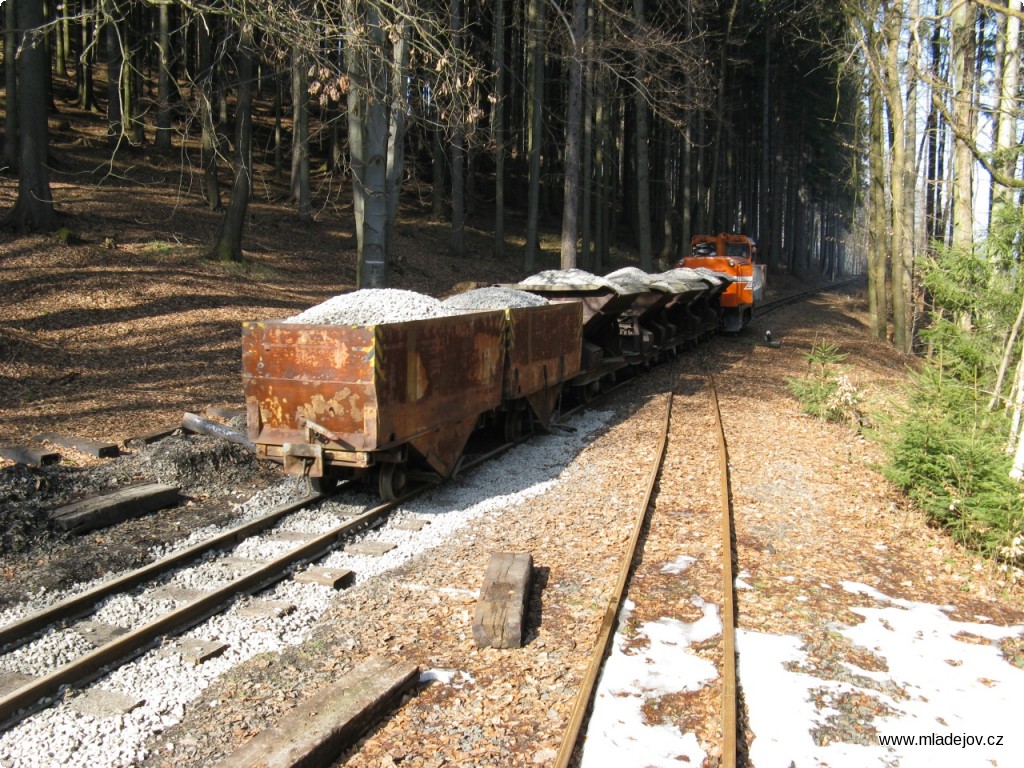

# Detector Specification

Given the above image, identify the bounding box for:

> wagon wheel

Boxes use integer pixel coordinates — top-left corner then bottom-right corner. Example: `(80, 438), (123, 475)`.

(311, 474), (339, 495)
(576, 381), (599, 404)
(378, 462), (408, 502)
(503, 408), (526, 442)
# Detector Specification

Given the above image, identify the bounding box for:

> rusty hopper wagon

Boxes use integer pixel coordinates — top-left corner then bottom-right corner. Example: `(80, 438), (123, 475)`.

(508, 269), (641, 401)
(242, 297), (582, 500)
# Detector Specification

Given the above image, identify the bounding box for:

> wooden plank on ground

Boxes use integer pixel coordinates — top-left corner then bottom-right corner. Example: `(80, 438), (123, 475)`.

(215, 657), (419, 768)
(36, 433), (120, 458)
(293, 567), (354, 590)
(0, 446), (60, 467)
(472, 552), (534, 649)
(49, 483), (180, 534)
(123, 426), (179, 447)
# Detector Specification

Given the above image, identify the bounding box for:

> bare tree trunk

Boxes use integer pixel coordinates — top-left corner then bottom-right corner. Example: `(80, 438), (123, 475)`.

(759, 30), (772, 270)
(524, 0), (544, 270)
(346, 0), (389, 287)
(1008, 349), (1024, 476)
(77, 0), (96, 112)
(866, 32), (888, 340)
(386, 15), (410, 261)
(290, 49), (311, 223)
(155, 1), (172, 150)
(106, 16), (123, 144)
(4, 0), (20, 172)
(210, 23), (254, 263)
(197, 13), (219, 210)
(991, 287), (1024, 411)
(493, 0), (507, 259)
(1, 0), (55, 232)
(449, 0), (466, 258)
(632, 0), (652, 270)
(885, 3), (910, 352)
(431, 112), (445, 219)
(594, 65), (608, 271)
(993, 0), (1021, 213)
(950, 0), (977, 252)
(580, 0), (595, 269)
(707, 0), (739, 231)
(560, 0), (586, 269)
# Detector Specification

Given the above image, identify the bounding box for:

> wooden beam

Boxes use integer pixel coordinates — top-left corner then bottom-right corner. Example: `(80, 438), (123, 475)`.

(215, 658), (419, 768)
(472, 552), (533, 649)
(0, 446), (60, 467)
(49, 483), (180, 534)
(36, 433), (119, 458)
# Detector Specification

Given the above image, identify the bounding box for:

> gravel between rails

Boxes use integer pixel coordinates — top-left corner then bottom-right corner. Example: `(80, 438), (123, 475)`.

(0, 400), (647, 768)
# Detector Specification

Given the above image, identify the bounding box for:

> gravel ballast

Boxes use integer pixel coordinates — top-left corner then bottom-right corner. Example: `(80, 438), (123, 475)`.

(441, 287), (549, 311)
(0, 408), (617, 768)
(284, 289), (458, 325)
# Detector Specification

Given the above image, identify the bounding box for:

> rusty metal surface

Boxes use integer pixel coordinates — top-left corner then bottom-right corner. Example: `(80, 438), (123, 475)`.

(504, 302), (583, 400)
(242, 313), (506, 457)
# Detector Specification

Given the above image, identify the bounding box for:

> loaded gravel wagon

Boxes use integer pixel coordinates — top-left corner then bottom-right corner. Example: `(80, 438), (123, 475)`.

(242, 288), (583, 500)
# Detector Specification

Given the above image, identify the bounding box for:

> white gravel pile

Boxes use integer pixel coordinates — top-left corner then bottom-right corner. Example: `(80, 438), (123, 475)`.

(604, 267), (671, 294)
(0, 409), (614, 768)
(688, 267), (732, 286)
(284, 289), (457, 325)
(518, 268), (621, 293)
(655, 269), (708, 293)
(441, 287), (549, 310)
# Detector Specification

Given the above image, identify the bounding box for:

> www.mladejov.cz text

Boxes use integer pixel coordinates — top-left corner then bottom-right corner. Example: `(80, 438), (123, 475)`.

(878, 733), (1005, 748)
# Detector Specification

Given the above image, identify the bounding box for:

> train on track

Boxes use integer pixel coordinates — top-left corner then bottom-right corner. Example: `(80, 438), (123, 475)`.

(242, 242), (762, 500)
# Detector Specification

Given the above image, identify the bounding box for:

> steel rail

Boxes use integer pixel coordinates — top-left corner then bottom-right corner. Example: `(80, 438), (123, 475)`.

(757, 276), (865, 315)
(707, 371), (739, 768)
(0, 493), (322, 653)
(0, 492), (408, 729)
(553, 377), (675, 768)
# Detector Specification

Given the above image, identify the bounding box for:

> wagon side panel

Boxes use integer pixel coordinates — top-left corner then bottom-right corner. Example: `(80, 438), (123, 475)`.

(242, 321), (378, 451)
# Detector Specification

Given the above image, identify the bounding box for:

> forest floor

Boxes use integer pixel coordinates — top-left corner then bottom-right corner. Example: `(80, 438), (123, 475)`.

(0, 78), (632, 449)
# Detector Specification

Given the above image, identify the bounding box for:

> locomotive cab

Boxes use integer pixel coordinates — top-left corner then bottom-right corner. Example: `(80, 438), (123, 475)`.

(679, 233), (765, 332)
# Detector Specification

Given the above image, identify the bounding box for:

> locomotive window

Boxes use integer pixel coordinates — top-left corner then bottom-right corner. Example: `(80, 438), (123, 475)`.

(725, 244), (749, 258)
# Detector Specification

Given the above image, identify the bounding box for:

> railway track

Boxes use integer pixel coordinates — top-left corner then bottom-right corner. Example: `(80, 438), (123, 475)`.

(0, 278), (869, 765)
(0, 420), (549, 734)
(551, 364), (743, 767)
(0, 486), (407, 729)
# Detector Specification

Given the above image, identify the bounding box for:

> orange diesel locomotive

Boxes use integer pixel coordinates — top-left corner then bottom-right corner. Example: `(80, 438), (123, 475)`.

(680, 233), (765, 332)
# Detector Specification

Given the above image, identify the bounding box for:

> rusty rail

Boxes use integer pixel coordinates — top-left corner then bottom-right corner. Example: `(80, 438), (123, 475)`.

(0, 492), (405, 730)
(553, 378), (674, 768)
(707, 371), (739, 768)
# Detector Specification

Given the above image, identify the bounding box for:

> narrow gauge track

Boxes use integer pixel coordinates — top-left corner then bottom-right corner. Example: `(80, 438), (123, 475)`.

(0, 487), (407, 729)
(0, 278), (864, 758)
(0, 421), (539, 733)
(758, 276), (865, 316)
(551, 367), (741, 768)
(554, 280), (867, 765)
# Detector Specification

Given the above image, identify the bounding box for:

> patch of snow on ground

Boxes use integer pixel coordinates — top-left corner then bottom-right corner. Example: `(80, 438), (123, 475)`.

(738, 581), (1024, 767)
(580, 596), (722, 767)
